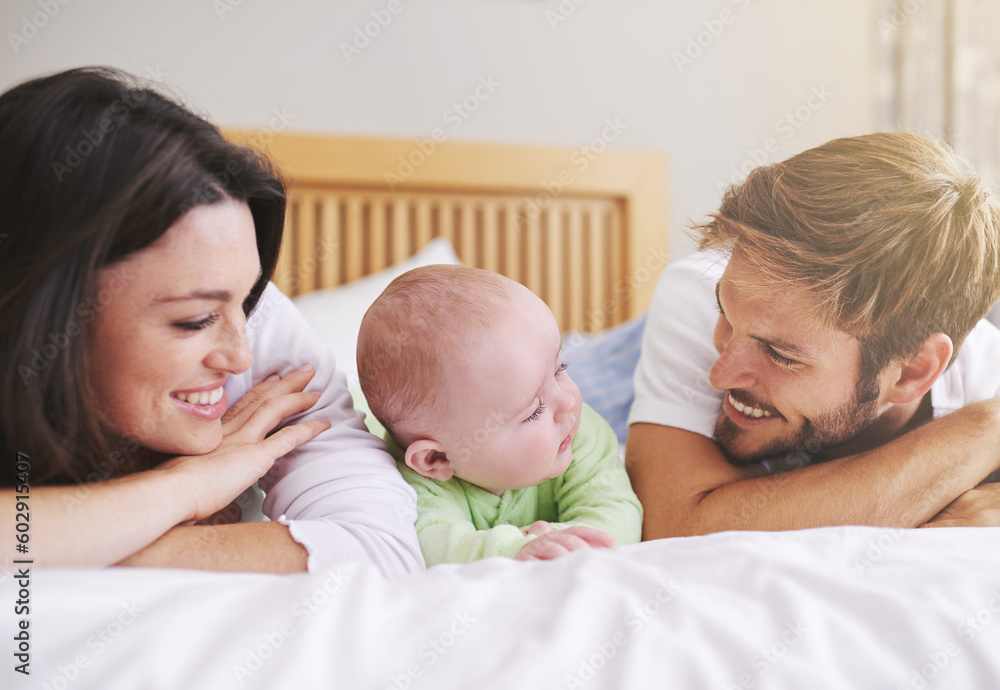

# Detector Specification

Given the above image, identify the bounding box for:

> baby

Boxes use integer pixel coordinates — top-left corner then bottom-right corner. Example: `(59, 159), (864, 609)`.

(356, 264), (642, 566)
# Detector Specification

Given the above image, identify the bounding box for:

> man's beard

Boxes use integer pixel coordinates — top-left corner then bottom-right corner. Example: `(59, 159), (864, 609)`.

(714, 375), (882, 466)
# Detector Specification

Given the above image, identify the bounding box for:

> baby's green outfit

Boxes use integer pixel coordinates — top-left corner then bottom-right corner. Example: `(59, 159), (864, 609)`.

(355, 393), (643, 566)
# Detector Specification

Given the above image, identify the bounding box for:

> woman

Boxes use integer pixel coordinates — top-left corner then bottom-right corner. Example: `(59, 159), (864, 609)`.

(0, 67), (422, 576)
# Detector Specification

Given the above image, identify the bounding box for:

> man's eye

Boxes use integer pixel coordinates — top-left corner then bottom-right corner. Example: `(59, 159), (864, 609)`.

(765, 346), (797, 368)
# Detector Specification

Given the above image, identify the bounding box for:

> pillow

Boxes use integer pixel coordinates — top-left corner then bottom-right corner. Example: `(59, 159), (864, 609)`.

(292, 237), (462, 387)
(562, 315), (648, 446)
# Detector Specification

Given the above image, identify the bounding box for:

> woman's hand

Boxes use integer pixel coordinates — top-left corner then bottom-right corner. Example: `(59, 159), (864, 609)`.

(161, 364), (331, 524)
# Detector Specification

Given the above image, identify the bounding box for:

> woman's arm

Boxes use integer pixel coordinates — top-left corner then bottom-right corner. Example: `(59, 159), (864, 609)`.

(3, 368), (329, 569)
(116, 522), (308, 572)
(3, 470), (190, 569)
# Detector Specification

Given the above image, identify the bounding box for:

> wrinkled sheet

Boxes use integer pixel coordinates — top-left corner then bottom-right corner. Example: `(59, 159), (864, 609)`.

(4, 526), (1000, 690)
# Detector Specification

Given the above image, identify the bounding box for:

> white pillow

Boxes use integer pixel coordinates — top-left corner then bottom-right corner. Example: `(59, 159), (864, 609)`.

(292, 237), (462, 387)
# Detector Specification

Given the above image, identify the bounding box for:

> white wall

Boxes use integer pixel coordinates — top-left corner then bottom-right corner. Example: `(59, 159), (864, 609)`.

(1, 0), (879, 259)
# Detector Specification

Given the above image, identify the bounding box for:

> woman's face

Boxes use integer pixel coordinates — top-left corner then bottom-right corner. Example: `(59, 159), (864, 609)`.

(87, 199), (262, 456)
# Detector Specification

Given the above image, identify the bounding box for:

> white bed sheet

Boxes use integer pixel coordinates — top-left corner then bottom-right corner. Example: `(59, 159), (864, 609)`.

(4, 525), (1000, 690)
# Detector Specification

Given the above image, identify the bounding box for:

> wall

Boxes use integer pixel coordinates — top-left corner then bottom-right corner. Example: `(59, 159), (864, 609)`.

(1, 0), (879, 259)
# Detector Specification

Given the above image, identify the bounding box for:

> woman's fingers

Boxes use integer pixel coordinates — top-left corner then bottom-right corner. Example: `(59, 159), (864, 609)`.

(221, 372), (282, 425)
(257, 418), (332, 461)
(221, 364), (318, 431)
(235, 391), (323, 442)
(169, 418), (331, 523)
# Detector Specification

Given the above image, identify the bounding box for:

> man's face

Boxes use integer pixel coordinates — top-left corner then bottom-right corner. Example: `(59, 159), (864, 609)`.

(709, 258), (883, 465)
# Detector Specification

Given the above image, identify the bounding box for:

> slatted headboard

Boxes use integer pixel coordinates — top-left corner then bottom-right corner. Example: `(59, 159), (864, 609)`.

(224, 132), (669, 333)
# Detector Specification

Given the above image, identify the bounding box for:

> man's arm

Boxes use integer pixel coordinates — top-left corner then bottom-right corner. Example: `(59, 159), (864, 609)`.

(626, 398), (1000, 539)
(922, 482), (1000, 527)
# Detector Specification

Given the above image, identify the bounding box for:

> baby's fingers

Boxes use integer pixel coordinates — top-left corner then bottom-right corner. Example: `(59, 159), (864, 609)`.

(559, 526), (615, 549)
(525, 520), (554, 536)
(515, 539), (570, 561)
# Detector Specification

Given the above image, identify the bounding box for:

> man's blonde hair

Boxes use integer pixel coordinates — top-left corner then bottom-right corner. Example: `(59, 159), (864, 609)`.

(357, 265), (512, 444)
(696, 132), (1000, 378)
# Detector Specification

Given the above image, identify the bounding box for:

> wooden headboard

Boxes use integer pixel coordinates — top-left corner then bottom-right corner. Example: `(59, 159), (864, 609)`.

(224, 131), (669, 333)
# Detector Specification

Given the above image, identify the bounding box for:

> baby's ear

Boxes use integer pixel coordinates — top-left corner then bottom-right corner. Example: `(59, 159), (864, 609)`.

(404, 439), (454, 481)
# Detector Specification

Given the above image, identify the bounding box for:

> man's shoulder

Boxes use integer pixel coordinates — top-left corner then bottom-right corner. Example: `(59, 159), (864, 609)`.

(932, 319), (1000, 414)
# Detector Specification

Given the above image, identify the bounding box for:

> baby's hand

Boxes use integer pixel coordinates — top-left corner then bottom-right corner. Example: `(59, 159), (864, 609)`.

(514, 521), (615, 561)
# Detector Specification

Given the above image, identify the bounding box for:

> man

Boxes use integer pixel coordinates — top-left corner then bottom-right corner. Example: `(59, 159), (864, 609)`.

(626, 132), (1000, 539)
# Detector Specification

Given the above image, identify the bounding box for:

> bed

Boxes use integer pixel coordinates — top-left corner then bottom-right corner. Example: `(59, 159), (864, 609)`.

(4, 133), (1000, 690)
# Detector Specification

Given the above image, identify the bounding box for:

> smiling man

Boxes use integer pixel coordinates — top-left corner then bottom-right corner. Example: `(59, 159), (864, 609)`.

(626, 132), (1000, 539)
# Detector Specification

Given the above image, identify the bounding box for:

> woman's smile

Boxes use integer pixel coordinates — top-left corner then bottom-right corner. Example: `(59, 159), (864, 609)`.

(170, 385), (229, 420)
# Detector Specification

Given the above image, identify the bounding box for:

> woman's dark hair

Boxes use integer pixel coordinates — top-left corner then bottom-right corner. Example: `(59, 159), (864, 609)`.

(0, 67), (286, 486)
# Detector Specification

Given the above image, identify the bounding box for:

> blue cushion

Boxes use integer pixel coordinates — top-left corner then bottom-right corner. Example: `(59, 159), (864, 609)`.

(562, 315), (647, 446)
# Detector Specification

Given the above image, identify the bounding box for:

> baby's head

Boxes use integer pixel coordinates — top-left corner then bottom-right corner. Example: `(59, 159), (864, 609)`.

(357, 265), (582, 494)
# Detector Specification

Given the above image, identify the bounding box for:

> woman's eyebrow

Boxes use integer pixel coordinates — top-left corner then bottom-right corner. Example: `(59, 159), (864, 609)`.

(154, 289), (235, 304)
(154, 269), (264, 304)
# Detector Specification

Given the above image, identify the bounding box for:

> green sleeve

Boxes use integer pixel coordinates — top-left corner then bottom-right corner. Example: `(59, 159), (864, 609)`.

(398, 465), (534, 566)
(551, 404), (643, 547)
(351, 387), (533, 566)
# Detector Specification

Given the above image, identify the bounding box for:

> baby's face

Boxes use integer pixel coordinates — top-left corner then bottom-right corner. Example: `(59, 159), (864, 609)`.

(438, 288), (582, 493)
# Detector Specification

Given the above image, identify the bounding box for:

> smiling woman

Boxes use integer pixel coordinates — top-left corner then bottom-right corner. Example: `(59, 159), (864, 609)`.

(88, 201), (261, 455)
(0, 67), (422, 576)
